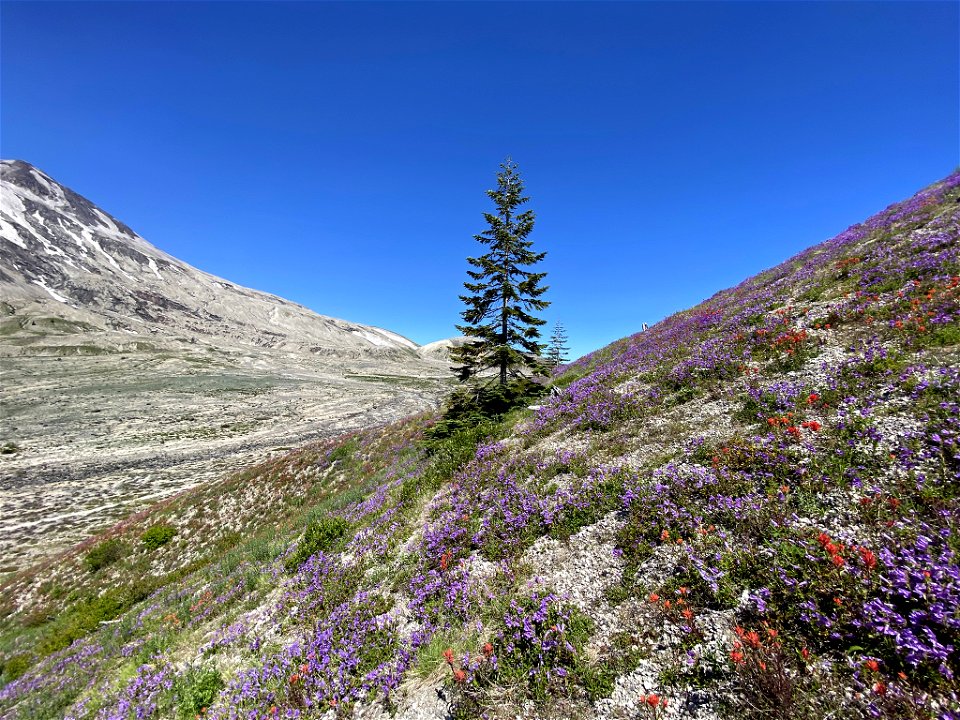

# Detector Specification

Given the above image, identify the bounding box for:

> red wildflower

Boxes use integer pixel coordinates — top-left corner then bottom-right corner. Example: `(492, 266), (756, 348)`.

(646, 694), (661, 707)
(482, 642), (494, 657)
(807, 393), (819, 404)
(859, 547), (877, 571)
(873, 682), (887, 696)
(865, 659), (879, 672)
(649, 593), (660, 603)
(453, 669), (466, 683)
(443, 648), (455, 665)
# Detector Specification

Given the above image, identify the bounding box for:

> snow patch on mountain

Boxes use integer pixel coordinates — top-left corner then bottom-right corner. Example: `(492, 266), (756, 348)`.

(31, 277), (70, 304)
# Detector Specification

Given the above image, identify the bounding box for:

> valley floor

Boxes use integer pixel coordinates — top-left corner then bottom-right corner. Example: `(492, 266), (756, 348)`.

(0, 349), (449, 576)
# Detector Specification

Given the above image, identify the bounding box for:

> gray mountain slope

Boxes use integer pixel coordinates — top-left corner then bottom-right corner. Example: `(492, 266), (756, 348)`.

(0, 159), (420, 359)
(0, 160), (452, 575)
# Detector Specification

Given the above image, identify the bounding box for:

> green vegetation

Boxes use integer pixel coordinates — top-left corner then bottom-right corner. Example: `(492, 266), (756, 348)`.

(546, 321), (570, 368)
(1, 653), (30, 682)
(450, 158), (550, 385)
(84, 538), (126, 572)
(174, 666), (224, 718)
(425, 378), (546, 440)
(141, 523), (177, 550)
(283, 516), (351, 572)
(920, 319), (960, 347)
(326, 437), (359, 465)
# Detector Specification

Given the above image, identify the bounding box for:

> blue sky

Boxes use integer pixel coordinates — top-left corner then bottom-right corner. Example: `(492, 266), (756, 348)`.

(2, 1), (957, 360)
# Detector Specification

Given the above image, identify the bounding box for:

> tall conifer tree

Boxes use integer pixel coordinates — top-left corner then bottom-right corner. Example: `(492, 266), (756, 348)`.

(451, 159), (550, 385)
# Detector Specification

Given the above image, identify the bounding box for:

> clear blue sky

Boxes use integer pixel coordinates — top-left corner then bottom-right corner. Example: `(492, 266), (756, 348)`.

(2, 2), (957, 360)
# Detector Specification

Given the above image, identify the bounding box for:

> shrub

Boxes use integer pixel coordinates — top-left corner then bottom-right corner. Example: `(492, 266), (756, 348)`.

(0, 442), (18, 455)
(327, 438), (359, 465)
(284, 516), (350, 572)
(176, 665), (225, 718)
(37, 590), (127, 655)
(85, 538), (126, 572)
(1, 653), (31, 682)
(426, 378), (546, 440)
(141, 523), (176, 550)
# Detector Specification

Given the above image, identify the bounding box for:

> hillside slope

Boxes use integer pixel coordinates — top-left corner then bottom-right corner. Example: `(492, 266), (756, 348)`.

(1, 171), (958, 719)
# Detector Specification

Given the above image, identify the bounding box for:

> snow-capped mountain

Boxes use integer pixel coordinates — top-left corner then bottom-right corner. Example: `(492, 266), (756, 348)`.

(0, 159), (419, 358)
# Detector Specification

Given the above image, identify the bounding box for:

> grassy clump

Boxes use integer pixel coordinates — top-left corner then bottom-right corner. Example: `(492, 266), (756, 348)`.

(327, 437), (360, 465)
(175, 665), (225, 718)
(1, 653), (31, 682)
(284, 516), (351, 572)
(84, 538), (126, 572)
(920, 319), (960, 348)
(141, 523), (177, 550)
(37, 586), (134, 655)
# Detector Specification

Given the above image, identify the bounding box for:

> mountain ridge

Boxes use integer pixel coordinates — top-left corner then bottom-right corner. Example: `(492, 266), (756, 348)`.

(0, 159), (420, 359)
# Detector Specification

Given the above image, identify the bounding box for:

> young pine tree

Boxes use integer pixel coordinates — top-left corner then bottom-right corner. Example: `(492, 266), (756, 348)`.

(546, 322), (570, 369)
(451, 159), (550, 386)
